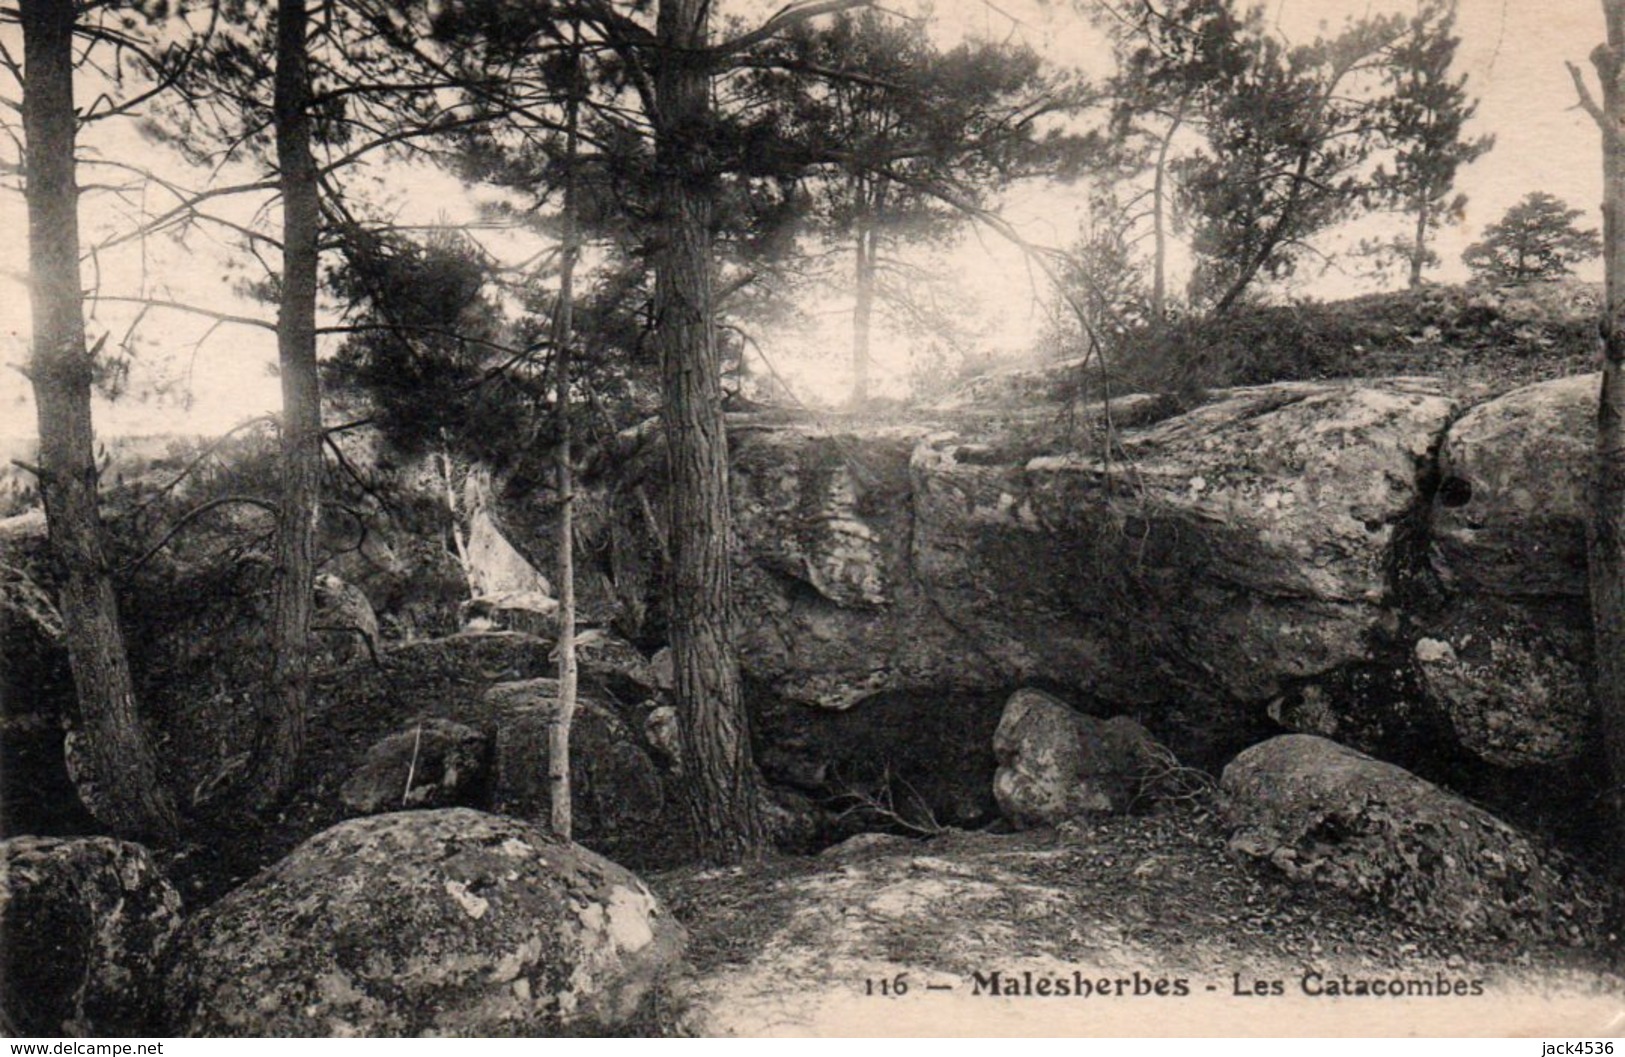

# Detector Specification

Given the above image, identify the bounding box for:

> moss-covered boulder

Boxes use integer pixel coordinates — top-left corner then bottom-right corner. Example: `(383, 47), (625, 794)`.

(1421, 375), (1600, 769)
(1221, 735), (1605, 943)
(1430, 374), (1595, 598)
(163, 809), (685, 1036)
(1, 836), (183, 1035)
(1412, 598), (1594, 768)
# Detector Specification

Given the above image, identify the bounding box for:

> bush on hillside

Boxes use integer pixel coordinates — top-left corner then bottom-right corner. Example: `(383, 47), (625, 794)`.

(1089, 281), (1600, 398)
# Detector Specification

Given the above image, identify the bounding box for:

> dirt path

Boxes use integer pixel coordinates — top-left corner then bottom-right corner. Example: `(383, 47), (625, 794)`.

(655, 811), (1625, 1036)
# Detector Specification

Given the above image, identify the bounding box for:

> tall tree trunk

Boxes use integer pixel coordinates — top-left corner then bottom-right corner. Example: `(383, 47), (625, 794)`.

(1151, 105), (1184, 320)
(549, 36), (582, 842)
(256, 0), (322, 807)
(851, 223), (875, 408)
(20, 0), (179, 841)
(1409, 196), (1431, 289)
(1587, 9), (1625, 873)
(652, 0), (770, 863)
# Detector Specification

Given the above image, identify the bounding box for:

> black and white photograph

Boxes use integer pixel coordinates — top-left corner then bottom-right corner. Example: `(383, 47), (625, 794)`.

(1, 0), (1624, 1039)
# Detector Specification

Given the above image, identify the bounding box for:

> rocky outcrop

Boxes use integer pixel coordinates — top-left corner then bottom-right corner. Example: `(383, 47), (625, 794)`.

(729, 428), (948, 711)
(338, 718), (488, 815)
(584, 374), (1613, 826)
(1, 836), (183, 1035)
(462, 472), (558, 634)
(466, 505), (553, 601)
(1420, 375), (1600, 768)
(1431, 374), (1595, 597)
(163, 809), (685, 1036)
(1220, 735), (1605, 943)
(992, 689), (1165, 827)
(713, 379), (1459, 723)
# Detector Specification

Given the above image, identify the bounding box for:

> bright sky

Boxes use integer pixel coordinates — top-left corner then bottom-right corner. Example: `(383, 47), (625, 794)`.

(0, 0), (1612, 436)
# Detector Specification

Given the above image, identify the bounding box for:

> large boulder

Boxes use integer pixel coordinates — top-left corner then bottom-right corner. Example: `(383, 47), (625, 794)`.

(1421, 375), (1600, 768)
(163, 809), (685, 1036)
(912, 379), (1459, 705)
(1412, 598), (1594, 768)
(1430, 374), (1595, 598)
(485, 680), (665, 847)
(338, 718), (489, 816)
(992, 689), (1164, 827)
(728, 428), (973, 711)
(716, 380), (1457, 719)
(1220, 735), (1605, 943)
(1, 836), (183, 1035)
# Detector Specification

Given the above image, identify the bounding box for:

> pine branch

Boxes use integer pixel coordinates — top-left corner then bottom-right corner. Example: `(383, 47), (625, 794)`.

(711, 0), (876, 58)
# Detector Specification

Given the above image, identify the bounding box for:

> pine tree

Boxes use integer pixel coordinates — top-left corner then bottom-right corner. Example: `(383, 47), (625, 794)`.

(747, 11), (1090, 405)
(1462, 191), (1603, 284)
(16, 0), (180, 840)
(1370, 0), (1494, 288)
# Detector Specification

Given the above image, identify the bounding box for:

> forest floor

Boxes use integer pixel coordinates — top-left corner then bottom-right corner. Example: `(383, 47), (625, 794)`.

(654, 806), (1625, 1037)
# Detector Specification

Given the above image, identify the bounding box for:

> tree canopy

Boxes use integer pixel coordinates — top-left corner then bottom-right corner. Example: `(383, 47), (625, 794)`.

(1090, 0), (1494, 317)
(746, 10), (1091, 403)
(1366, 0), (1494, 288)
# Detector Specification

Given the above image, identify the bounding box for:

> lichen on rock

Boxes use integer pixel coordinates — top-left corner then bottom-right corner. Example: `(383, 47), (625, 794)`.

(162, 809), (685, 1036)
(1, 835), (183, 1036)
(1221, 735), (1604, 944)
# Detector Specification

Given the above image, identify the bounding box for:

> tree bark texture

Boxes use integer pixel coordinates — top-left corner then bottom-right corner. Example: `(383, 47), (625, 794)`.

(256, 0), (323, 807)
(549, 44), (582, 842)
(653, 0), (771, 863)
(21, 0), (179, 841)
(1589, 6), (1625, 873)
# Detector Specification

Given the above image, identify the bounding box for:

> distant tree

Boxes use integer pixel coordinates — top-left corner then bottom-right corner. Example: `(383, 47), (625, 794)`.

(1100, 0), (1492, 310)
(1461, 191), (1603, 283)
(1369, 0), (1495, 288)
(1051, 189), (1150, 353)
(1095, 0), (1250, 318)
(749, 11), (1090, 406)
